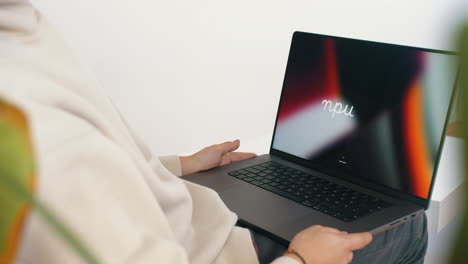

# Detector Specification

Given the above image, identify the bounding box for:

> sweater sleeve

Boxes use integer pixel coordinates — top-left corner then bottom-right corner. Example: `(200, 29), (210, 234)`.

(0, 0), (39, 41)
(271, 256), (301, 264)
(158, 155), (183, 177)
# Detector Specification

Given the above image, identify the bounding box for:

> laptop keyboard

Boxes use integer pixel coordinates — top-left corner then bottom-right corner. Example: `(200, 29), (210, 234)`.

(228, 161), (392, 222)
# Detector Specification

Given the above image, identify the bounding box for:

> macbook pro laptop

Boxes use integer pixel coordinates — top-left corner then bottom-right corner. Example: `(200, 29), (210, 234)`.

(182, 31), (458, 244)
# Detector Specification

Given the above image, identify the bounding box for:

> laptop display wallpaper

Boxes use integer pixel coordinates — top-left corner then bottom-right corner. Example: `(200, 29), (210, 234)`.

(272, 32), (457, 199)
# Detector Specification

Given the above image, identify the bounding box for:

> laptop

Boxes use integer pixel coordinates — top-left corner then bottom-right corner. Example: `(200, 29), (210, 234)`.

(182, 31), (458, 244)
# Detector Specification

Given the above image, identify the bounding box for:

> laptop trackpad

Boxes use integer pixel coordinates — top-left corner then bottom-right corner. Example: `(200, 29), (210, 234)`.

(220, 183), (312, 231)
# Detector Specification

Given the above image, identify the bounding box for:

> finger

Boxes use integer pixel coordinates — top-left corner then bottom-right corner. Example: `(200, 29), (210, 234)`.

(345, 232), (373, 251)
(217, 139), (240, 155)
(346, 252), (354, 263)
(229, 152), (257, 162)
(219, 152), (232, 166)
(318, 226), (342, 234)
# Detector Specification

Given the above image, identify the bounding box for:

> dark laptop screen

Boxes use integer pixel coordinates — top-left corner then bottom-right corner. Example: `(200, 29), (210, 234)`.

(271, 32), (457, 199)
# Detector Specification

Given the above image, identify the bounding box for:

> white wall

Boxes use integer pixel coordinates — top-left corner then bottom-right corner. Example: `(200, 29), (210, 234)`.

(31, 0), (468, 155)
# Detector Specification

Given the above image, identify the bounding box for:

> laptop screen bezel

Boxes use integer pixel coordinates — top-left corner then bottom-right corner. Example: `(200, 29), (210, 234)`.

(269, 31), (459, 210)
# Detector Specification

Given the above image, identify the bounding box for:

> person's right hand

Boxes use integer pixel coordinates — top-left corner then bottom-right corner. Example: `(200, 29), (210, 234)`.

(285, 225), (372, 264)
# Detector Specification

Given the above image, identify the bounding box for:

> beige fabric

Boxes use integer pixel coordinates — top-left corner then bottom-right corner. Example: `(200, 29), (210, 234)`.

(158, 155), (183, 177)
(0, 1), (296, 263)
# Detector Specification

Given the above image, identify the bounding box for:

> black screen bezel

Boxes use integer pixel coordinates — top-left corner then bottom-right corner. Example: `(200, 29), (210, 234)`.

(269, 31), (459, 210)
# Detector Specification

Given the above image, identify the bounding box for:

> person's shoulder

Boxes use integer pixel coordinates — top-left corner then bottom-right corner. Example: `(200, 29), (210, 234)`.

(0, 74), (96, 156)
(0, 0), (42, 43)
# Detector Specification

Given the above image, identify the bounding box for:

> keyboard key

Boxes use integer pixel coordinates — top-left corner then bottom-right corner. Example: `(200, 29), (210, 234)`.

(297, 176), (307, 181)
(246, 168), (260, 173)
(320, 201), (336, 209)
(228, 171), (240, 176)
(312, 204), (322, 211)
(252, 180), (263, 186)
(334, 200), (343, 207)
(260, 184), (304, 203)
(253, 165), (266, 171)
(359, 194), (369, 200)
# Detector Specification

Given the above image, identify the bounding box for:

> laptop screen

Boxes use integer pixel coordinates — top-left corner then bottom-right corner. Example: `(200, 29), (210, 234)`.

(271, 32), (458, 199)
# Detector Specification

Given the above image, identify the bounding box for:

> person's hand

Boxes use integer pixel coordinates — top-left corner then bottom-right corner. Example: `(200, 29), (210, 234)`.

(179, 139), (257, 175)
(285, 225), (372, 264)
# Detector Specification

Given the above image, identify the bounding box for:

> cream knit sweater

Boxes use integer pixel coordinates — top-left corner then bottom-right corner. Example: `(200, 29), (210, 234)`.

(0, 1), (297, 264)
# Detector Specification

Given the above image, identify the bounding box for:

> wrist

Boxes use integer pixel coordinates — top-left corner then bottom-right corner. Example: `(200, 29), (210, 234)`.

(283, 253), (302, 263)
(179, 154), (201, 175)
(179, 155), (194, 175)
(283, 249), (307, 264)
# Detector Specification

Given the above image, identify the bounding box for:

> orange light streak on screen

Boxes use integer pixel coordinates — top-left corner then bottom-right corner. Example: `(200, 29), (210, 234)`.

(403, 81), (432, 198)
(324, 38), (340, 98)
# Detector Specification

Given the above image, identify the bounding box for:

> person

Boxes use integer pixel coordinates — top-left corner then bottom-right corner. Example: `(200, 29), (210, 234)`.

(0, 1), (428, 263)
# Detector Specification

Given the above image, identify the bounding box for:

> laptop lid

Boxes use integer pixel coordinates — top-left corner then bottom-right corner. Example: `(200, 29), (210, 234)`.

(270, 31), (458, 209)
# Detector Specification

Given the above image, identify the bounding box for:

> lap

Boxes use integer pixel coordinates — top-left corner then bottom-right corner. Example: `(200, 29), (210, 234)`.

(351, 213), (427, 264)
(242, 213), (428, 264)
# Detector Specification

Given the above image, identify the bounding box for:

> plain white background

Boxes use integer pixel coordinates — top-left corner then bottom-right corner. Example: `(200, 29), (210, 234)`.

(31, 0), (467, 156)
(27, 1), (468, 263)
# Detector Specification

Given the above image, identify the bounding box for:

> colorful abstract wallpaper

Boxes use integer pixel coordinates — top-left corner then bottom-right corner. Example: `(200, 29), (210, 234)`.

(272, 32), (457, 199)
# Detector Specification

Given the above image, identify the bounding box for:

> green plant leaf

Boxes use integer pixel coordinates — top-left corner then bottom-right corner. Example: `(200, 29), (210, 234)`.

(450, 25), (468, 263)
(0, 100), (102, 264)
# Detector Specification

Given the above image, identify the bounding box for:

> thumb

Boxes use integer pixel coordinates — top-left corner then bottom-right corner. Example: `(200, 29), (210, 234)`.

(345, 232), (373, 251)
(218, 139), (240, 155)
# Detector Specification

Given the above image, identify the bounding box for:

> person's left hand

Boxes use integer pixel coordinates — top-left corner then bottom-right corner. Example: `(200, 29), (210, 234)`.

(180, 139), (257, 176)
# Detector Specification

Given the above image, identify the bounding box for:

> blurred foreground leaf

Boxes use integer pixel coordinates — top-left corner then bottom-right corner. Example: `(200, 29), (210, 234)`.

(0, 99), (101, 264)
(450, 25), (468, 263)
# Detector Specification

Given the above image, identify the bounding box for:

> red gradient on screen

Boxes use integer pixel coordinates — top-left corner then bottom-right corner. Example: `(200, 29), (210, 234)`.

(278, 39), (340, 122)
(402, 80), (432, 198)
